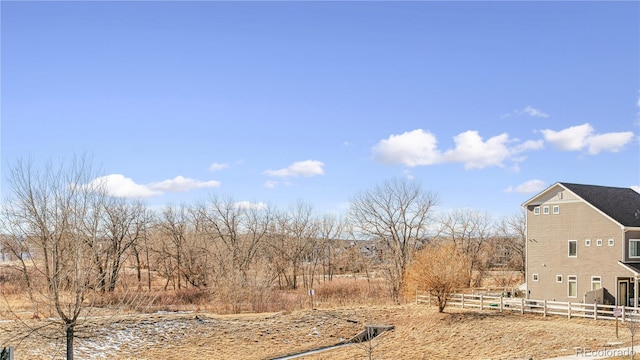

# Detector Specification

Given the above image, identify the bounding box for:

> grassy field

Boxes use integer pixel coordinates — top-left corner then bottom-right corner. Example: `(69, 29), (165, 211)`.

(0, 303), (633, 359)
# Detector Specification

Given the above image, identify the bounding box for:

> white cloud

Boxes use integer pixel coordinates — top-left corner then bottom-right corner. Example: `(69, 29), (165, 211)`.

(264, 180), (278, 189)
(587, 132), (636, 154)
(87, 174), (161, 198)
(513, 139), (544, 153)
(85, 174), (220, 199)
(265, 160), (325, 178)
(540, 123), (593, 151)
(540, 123), (635, 154)
(372, 129), (441, 167)
(209, 162), (229, 172)
(149, 176), (220, 192)
(502, 105), (549, 119)
(233, 201), (267, 210)
(505, 179), (547, 194)
(519, 106), (549, 118)
(443, 131), (511, 169)
(373, 129), (542, 170)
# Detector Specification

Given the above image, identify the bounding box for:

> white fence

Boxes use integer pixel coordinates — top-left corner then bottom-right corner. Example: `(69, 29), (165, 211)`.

(416, 291), (640, 322)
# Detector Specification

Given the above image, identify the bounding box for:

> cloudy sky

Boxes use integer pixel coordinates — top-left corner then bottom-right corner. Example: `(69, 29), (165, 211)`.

(2, 1), (638, 217)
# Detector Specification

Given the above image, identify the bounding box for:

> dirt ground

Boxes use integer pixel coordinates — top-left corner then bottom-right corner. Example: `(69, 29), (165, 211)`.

(0, 304), (632, 359)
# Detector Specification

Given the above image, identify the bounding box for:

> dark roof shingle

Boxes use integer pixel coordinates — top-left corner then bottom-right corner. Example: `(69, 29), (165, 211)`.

(560, 182), (640, 228)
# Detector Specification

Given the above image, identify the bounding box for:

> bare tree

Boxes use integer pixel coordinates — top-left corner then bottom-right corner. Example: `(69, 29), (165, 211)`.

(0, 156), (104, 360)
(156, 204), (209, 290)
(314, 214), (344, 285)
(436, 209), (493, 287)
(196, 196), (274, 313)
(82, 197), (147, 293)
(348, 177), (438, 303)
(495, 210), (527, 276)
(404, 243), (471, 312)
(267, 200), (319, 290)
(198, 196), (272, 277)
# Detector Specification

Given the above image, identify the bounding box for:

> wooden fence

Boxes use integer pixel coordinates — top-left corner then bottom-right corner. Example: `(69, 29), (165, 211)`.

(416, 291), (640, 322)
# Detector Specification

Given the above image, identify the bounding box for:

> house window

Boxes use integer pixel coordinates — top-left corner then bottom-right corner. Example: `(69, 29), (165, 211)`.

(596, 239), (603, 247)
(585, 239), (591, 247)
(532, 274), (539, 282)
(608, 239), (615, 247)
(591, 276), (602, 290)
(543, 206), (550, 215)
(568, 240), (577, 257)
(553, 205), (560, 214)
(629, 239), (640, 257)
(556, 275), (563, 283)
(568, 275), (578, 298)
(534, 206), (540, 215)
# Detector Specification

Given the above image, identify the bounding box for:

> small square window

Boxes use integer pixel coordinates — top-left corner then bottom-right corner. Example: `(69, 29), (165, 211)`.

(596, 239), (603, 247)
(533, 274), (539, 282)
(556, 275), (563, 283)
(553, 205), (560, 214)
(608, 239), (615, 246)
(585, 239), (591, 247)
(543, 206), (550, 215)
(534, 207), (540, 215)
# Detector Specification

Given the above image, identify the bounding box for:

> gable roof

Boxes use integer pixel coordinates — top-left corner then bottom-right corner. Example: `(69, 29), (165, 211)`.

(559, 182), (640, 228)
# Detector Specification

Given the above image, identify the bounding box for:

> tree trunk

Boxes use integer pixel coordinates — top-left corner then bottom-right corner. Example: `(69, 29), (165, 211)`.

(66, 323), (74, 360)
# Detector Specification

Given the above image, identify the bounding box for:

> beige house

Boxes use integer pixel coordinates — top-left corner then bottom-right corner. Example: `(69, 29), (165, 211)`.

(523, 182), (640, 306)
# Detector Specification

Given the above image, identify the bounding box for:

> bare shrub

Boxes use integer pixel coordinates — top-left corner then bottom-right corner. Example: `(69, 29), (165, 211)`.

(404, 243), (471, 312)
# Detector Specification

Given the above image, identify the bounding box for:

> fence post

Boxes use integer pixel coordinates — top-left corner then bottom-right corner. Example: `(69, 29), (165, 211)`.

(622, 305), (626, 323)
(543, 299), (547, 317)
(500, 295), (503, 312)
(568, 302), (571, 319)
(594, 302), (598, 320)
(521, 297), (524, 315)
(480, 294), (484, 310)
(461, 293), (465, 309)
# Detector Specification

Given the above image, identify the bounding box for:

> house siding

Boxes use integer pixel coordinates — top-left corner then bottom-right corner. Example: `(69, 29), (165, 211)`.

(526, 189), (625, 303)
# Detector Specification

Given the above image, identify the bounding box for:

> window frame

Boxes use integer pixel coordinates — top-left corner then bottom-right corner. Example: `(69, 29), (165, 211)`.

(608, 239), (615, 247)
(556, 275), (563, 283)
(629, 239), (640, 258)
(596, 239), (603, 247)
(591, 276), (602, 291)
(568, 240), (578, 258)
(585, 239), (591, 247)
(568, 275), (578, 298)
(543, 206), (550, 215)
(532, 273), (539, 282)
(534, 206), (540, 215)
(553, 205), (560, 214)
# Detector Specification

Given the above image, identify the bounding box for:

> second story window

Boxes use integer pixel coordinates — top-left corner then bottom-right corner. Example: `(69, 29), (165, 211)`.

(630, 239), (640, 257)
(568, 240), (577, 257)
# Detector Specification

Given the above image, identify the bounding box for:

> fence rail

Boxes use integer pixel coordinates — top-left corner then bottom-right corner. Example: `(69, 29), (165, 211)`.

(416, 291), (640, 322)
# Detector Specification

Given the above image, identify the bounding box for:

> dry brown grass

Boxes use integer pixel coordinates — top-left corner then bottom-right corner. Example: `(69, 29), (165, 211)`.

(0, 303), (634, 359)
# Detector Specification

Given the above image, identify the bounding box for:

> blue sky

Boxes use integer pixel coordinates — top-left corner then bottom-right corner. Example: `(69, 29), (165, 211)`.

(1, 1), (639, 218)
